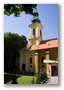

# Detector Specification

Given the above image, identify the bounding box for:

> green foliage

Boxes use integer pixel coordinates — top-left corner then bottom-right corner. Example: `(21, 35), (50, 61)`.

(4, 4), (37, 17)
(39, 71), (47, 81)
(4, 72), (20, 84)
(36, 77), (41, 84)
(4, 72), (37, 84)
(11, 75), (18, 84)
(4, 32), (28, 72)
(31, 78), (35, 84)
(20, 35), (28, 48)
(31, 71), (34, 76)
(36, 71), (47, 84)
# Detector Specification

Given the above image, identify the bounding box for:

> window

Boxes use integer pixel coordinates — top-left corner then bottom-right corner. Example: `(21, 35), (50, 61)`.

(30, 65), (32, 68)
(41, 57), (44, 63)
(40, 30), (41, 36)
(41, 65), (44, 68)
(33, 29), (35, 36)
(30, 57), (32, 63)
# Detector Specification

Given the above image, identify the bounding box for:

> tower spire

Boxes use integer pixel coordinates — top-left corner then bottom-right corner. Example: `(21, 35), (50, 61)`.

(29, 7), (43, 46)
(31, 7), (41, 23)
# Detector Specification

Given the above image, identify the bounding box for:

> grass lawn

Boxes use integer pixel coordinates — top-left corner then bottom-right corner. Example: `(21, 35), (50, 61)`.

(4, 72), (37, 84)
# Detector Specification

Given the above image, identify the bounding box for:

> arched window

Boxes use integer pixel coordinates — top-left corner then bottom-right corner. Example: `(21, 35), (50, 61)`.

(30, 57), (32, 63)
(33, 29), (35, 36)
(41, 57), (44, 63)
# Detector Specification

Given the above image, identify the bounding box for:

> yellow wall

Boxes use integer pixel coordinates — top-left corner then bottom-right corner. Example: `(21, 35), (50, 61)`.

(38, 50), (46, 72)
(20, 47), (58, 76)
(50, 48), (58, 60)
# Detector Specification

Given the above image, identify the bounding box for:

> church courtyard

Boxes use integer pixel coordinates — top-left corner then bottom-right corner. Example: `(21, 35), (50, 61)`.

(4, 72), (36, 84)
(4, 72), (58, 84)
(4, 4), (58, 84)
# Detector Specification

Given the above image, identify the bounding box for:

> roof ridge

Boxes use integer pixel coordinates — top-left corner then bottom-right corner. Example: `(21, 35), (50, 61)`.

(40, 38), (58, 45)
(43, 38), (58, 41)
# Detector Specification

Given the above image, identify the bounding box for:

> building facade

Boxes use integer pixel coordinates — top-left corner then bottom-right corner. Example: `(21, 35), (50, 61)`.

(19, 8), (58, 76)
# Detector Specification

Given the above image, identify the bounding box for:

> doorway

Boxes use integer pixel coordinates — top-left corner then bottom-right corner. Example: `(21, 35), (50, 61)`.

(52, 66), (58, 76)
(22, 64), (25, 71)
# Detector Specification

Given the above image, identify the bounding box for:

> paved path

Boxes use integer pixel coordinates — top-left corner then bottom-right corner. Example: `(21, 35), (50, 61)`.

(46, 76), (58, 84)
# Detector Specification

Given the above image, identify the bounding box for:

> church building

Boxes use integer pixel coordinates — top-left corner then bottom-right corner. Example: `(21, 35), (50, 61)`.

(19, 7), (58, 76)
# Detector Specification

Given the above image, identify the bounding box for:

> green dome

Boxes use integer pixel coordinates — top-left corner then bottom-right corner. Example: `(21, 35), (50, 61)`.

(31, 7), (41, 23)
(31, 17), (41, 23)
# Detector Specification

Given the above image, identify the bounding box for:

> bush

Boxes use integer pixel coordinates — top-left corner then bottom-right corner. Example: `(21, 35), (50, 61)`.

(11, 75), (18, 84)
(36, 71), (47, 84)
(24, 71), (27, 75)
(21, 71), (27, 75)
(39, 71), (47, 81)
(31, 78), (35, 84)
(31, 71), (34, 76)
(43, 80), (46, 84)
(36, 77), (41, 84)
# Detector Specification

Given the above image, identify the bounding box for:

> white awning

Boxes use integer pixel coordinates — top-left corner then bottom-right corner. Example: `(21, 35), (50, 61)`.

(43, 59), (58, 63)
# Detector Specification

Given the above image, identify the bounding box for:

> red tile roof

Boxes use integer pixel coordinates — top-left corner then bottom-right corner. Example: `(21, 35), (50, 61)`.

(28, 38), (58, 51)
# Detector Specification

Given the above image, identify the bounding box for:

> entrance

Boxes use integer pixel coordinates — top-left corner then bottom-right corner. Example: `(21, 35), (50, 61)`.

(52, 66), (58, 76)
(22, 64), (25, 71)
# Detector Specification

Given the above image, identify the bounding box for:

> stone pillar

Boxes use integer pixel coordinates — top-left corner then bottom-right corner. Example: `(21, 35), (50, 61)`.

(36, 39), (39, 45)
(46, 52), (51, 76)
(35, 51), (38, 73)
(46, 53), (50, 59)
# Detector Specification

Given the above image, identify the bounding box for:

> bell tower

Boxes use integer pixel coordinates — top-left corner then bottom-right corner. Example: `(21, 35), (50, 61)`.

(29, 7), (43, 45)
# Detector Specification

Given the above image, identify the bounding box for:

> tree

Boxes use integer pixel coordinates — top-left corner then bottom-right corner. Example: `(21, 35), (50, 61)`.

(20, 35), (28, 48)
(4, 4), (37, 17)
(4, 32), (28, 72)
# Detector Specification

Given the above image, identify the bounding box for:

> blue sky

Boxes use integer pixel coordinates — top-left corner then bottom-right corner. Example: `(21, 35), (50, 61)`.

(4, 4), (58, 41)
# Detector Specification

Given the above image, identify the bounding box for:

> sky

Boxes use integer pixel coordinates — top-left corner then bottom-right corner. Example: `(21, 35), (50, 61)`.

(4, 4), (58, 41)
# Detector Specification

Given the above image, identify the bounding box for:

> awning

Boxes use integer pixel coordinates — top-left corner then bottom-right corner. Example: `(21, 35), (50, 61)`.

(43, 59), (58, 63)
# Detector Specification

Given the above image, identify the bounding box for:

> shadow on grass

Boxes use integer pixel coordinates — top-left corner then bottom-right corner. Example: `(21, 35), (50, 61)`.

(4, 73), (21, 84)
